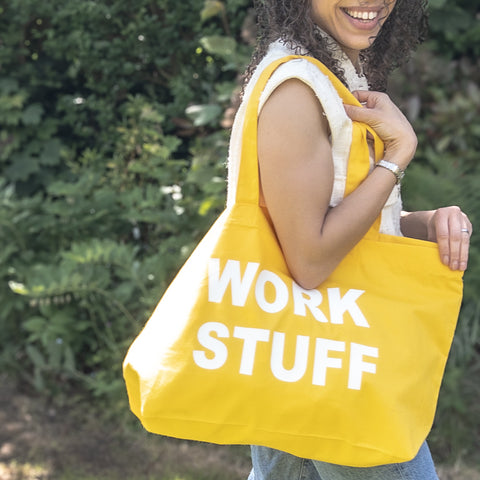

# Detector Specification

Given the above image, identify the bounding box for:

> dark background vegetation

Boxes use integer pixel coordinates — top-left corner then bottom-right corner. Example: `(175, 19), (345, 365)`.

(0, 0), (479, 471)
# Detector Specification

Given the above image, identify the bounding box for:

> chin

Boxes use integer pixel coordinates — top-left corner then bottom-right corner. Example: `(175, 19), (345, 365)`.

(339, 35), (378, 52)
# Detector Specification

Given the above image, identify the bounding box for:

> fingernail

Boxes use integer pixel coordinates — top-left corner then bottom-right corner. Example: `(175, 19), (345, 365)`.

(443, 255), (449, 265)
(460, 262), (467, 271)
(452, 261), (459, 270)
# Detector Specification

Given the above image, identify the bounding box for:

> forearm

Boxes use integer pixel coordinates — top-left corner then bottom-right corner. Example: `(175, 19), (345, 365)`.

(400, 210), (435, 241)
(309, 167), (397, 280)
(259, 81), (417, 288)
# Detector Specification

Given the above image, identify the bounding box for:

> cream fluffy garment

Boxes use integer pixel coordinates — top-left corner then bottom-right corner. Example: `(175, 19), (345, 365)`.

(226, 38), (402, 236)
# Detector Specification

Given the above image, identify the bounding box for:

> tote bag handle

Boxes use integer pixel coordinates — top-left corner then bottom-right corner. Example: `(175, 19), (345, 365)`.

(235, 55), (385, 233)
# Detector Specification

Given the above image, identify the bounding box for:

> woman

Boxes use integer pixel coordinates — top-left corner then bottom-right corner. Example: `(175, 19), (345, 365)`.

(225, 0), (472, 478)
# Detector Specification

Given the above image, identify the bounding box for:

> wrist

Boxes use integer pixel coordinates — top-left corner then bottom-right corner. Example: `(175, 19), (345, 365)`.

(383, 138), (417, 170)
(375, 159), (405, 185)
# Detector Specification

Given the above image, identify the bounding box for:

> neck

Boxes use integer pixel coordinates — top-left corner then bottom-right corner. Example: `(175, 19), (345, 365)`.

(314, 26), (362, 73)
(342, 47), (362, 74)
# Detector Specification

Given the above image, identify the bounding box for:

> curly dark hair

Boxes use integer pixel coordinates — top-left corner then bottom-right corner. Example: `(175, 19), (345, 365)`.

(245, 0), (428, 92)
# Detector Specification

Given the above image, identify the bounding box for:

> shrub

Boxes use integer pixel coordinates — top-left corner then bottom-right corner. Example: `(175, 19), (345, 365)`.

(0, 0), (251, 404)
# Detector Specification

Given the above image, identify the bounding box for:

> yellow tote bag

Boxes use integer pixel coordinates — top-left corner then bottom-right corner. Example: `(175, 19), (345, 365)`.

(123, 56), (463, 467)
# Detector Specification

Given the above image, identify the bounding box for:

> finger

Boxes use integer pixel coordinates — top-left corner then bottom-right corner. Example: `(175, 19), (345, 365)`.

(351, 90), (379, 105)
(447, 213), (463, 270)
(459, 233), (470, 271)
(459, 217), (472, 271)
(343, 103), (364, 121)
(435, 216), (451, 267)
(343, 103), (381, 125)
(351, 90), (361, 102)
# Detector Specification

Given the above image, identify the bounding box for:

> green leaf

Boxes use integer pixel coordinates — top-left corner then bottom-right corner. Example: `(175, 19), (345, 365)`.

(21, 103), (44, 125)
(48, 340), (63, 370)
(39, 138), (62, 166)
(5, 152), (40, 181)
(185, 104), (222, 127)
(200, 35), (236, 59)
(0, 78), (20, 95)
(23, 316), (47, 333)
(26, 345), (46, 368)
(8, 280), (29, 295)
(200, 0), (224, 22)
(63, 345), (76, 373)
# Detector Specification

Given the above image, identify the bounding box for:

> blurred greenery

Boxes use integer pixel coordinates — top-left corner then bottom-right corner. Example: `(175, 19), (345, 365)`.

(0, 0), (478, 468)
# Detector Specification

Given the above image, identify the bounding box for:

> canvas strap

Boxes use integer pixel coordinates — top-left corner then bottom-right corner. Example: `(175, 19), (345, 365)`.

(236, 55), (385, 234)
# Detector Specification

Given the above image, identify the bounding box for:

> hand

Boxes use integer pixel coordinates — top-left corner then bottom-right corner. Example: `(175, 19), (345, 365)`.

(344, 90), (417, 170)
(427, 206), (472, 271)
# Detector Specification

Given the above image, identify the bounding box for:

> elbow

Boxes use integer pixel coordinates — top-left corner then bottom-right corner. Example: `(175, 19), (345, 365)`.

(282, 239), (345, 290)
(294, 275), (332, 291)
(288, 260), (336, 291)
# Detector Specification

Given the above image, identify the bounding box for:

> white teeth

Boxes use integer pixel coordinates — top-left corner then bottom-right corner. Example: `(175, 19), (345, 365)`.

(345, 9), (378, 21)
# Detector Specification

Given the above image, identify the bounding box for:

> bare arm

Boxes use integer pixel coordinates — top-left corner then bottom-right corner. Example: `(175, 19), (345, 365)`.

(347, 90), (472, 272)
(258, 81), (417, 289)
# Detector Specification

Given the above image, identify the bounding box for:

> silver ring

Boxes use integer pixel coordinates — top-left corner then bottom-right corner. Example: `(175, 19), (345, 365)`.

(461, 228), (470, 234)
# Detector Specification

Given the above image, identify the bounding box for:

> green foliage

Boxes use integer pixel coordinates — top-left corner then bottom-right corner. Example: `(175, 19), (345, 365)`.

(0, 0), (250, 404)
(427, 0), (480, 59)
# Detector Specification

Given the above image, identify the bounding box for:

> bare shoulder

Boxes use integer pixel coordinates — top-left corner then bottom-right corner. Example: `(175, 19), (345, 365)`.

(258, 78), (330, 161)
(259, 78), (326, 130)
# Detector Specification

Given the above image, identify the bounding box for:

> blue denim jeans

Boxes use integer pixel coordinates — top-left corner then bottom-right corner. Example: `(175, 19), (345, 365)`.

(248, 442), (439, 480)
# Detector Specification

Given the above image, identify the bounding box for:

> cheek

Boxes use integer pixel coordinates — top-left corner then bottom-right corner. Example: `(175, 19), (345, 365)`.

(310, 2), (329, 25)
(310, 6), (320, 25)
(310, 8), (334, 33)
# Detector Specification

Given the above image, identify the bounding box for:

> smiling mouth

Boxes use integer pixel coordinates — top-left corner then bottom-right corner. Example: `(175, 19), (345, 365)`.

(342, 8), (380, 21)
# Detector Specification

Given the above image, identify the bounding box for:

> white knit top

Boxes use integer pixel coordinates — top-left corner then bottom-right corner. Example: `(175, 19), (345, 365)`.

(226, 39), (402, 236)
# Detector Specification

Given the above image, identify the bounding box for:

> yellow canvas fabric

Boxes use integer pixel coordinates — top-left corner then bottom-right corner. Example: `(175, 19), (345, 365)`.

(123, 56), (463, 467)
